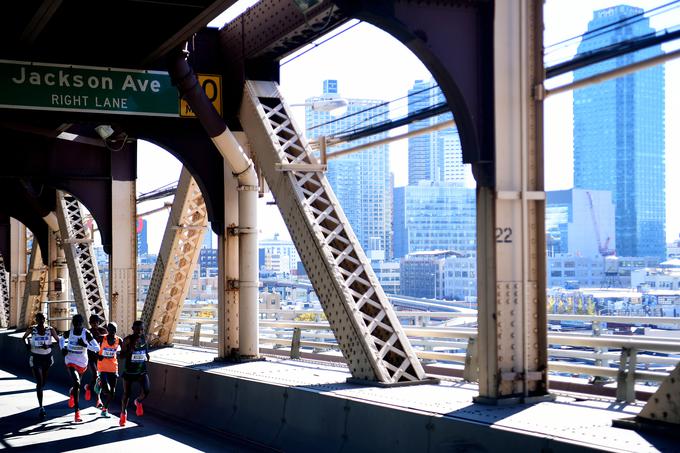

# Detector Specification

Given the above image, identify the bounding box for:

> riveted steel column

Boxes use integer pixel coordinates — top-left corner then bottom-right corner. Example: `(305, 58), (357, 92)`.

(47, 227), (69, 332)
(9, 219), (26, 327)
(110, 180), (137, 335)
(19, 240), (47, 329)
(475, 0), (549, 403)
(218, 134), (243, 358)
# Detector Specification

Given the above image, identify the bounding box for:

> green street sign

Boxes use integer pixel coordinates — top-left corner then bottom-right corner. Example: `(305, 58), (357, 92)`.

(0, 59), (181, 117)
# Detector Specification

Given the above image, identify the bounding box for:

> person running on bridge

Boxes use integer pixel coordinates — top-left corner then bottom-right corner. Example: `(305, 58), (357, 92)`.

(119, 320), (150, 426)
(97, 322), (122, 418)
(22, 312), (59, 420)
(84, 314), (107, 407)
(59, 314), (100, 422)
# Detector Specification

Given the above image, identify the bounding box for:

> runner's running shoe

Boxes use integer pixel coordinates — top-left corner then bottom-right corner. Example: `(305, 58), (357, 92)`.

(74, 410), (82, 422)
(84, 384), (91, 401)
(119, 411), (127, 426)
(134, 398), (144, 417)
(68, 389), (74, 408)
(38, 407), (46, 420)
(101, 408), (110, 418)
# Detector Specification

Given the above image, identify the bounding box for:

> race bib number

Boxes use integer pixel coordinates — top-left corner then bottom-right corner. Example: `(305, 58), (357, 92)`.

(131, 352), (146, 362)
(68, 345), (84, 353)
(102, 348), (116, 358)
(32, 335), (49, 347)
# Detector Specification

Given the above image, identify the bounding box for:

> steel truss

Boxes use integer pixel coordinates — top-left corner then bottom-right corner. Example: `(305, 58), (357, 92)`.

(56, 192), (107, 322)
(18, 241), (47, 328)
(142, 168), (207, 346)
(240, 80), (425, 383)
(0, 255), (9, 328)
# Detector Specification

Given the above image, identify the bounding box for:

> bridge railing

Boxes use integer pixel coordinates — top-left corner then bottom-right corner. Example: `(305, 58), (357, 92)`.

(172, 305), (680, 402)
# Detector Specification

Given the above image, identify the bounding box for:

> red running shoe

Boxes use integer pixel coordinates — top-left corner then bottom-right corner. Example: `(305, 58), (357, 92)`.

(134, 399), (144, 417)
(119, 411), (127, 427)
(68, 389), (74, 409)
(84, 384), (91, 401)
(74, 410), (82, 423)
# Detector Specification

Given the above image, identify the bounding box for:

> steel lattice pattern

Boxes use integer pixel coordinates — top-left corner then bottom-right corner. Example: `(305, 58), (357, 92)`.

(18, 242), (47, 328)
(0, 256), (10, 327)
(240, 81), (425, 383)
(142, 169), (207, 346)
(56, 192), (107, 321)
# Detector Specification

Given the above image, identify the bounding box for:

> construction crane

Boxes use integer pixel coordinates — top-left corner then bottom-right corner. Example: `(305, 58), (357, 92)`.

(585, 191), (615, 256)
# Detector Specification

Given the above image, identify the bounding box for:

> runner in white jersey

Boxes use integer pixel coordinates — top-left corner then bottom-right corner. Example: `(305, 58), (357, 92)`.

(22, 312), (59, 419)
(59, 314), (100, 422)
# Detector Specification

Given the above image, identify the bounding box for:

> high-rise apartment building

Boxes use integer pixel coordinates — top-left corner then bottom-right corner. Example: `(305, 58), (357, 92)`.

(573, 5), (665, 258)
(305, 80), (392, 259)
(137, 218), (148, 255)
(407, 80), (464, 185)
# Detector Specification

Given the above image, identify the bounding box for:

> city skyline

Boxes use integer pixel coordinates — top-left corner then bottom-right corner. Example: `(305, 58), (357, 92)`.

(134, 0), (679, 254)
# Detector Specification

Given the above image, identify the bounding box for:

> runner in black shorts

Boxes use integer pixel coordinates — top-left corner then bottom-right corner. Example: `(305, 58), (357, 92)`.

(119, 320), (150, 426)
(22, 313), (59, 419)
(97, 322), (122, 418)
(85, 314), (107, 407)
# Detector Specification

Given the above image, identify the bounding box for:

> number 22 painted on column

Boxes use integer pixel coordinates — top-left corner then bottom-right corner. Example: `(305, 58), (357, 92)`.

(495, 227), (512, 243)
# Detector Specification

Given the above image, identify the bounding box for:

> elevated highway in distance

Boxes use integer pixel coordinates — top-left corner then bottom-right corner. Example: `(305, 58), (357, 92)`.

(261, 278), (475, 312)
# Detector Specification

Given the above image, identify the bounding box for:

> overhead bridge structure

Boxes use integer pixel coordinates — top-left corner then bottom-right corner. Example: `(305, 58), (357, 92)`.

(0, 1), (677, 451)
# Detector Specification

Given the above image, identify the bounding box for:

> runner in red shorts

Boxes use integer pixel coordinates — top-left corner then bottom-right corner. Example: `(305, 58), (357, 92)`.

(59, 314), (100, 422)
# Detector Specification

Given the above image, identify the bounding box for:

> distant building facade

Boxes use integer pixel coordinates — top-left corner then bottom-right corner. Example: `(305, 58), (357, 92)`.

(546, 189), (615, 258)
(393, 182), (475, 259)
(400, 251), (462, 299)
(258, 234), (300, 275)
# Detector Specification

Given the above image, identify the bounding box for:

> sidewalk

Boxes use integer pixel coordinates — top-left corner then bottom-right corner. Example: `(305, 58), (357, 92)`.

(0, 368), (270, 452)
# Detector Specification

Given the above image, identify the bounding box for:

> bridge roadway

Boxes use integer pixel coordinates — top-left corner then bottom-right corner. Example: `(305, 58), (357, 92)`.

(0, 329), (675, 452)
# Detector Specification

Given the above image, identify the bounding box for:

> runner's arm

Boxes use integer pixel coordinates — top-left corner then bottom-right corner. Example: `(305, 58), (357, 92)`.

(50, 327), (60, 343)
(22, 327), (31, 350)
(84, 331), (100, 352)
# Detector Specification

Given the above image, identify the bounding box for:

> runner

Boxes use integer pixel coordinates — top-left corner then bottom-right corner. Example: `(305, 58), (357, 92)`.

(84, 314), (107, 407)
(22, 313), (59, 419)
(119, 320), (150, 426)
(97, 322), (122, 418)
(59, 314), (100, 422)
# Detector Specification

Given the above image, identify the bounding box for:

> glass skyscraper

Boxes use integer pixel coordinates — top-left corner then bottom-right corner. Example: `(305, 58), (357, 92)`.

(305, 80), (392, 259)
(573, 5), (665, 258)
(407, 80), (463, 186)
(393, 182), (476, 258)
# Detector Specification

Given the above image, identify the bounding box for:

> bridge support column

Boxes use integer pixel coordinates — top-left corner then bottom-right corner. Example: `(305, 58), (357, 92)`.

(475, 0), (550, 403)
(218, 136), (241, 358)
(48, 226), (69, 332)
(9, 219), (26, 328)
(110, 179), (137, 335)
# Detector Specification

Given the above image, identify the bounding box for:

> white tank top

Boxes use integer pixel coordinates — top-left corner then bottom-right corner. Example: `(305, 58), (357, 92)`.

(30, 325), (53, 356)
(64, 327), (90, 368)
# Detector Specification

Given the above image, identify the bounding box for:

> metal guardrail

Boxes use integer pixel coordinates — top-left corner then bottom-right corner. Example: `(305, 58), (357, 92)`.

(174, 308), (680, 402)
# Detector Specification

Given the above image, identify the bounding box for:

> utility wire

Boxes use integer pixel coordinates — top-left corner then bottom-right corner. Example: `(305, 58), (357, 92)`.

(545, 0), (680, 56)
(307, 84), (439, 132)
(281, 20), (361, 66)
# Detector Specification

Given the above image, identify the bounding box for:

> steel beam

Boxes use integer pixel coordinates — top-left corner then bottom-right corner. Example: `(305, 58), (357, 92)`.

(240, 80), (425, 383)
(475, 0), (549, 403)
(9, 219), (27, 328)
(142, 168), (207, 346)
(56, 191), (107, 322)
(47, 227), (69, 332)
(637, 362), (680, 425)
(110, 180), (137, 335)
(0, 255), (9, 328)
(18, 240), (47, 329)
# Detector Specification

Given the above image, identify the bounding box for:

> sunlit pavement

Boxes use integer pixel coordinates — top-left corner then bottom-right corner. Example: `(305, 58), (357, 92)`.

(0, 369), (268, 452)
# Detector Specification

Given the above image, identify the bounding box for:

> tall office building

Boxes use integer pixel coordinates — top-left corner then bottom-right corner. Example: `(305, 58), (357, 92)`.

(573, 5), (665, 258)
(393, 182), (476, 258)
(407, 80), (463, 186)
(305, 80), (392, 259)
